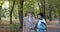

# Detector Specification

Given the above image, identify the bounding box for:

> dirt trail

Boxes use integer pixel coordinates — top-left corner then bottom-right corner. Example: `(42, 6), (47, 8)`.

(0, 20), (60, 32)
(0, 20), (22, 32)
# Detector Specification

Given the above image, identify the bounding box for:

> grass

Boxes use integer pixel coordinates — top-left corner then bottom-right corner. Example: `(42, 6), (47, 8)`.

(0, 20), (22, 32)
(0, 20), (59, 32)
(10, 23), (18, 29)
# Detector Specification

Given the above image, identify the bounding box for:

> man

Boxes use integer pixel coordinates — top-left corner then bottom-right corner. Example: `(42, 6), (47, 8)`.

(23, 11), (35, 32)
(36, 13), (46, 32)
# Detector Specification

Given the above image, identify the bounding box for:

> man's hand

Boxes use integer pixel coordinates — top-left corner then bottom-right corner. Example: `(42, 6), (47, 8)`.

(30, 26), (35, 30)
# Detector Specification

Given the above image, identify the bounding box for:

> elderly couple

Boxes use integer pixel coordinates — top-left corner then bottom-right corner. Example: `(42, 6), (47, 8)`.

(23, 11), (46, 32)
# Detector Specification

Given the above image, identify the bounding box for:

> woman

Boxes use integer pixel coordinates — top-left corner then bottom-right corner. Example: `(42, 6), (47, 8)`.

(23, 11), (35, 32)
(35, 13), (46, 32)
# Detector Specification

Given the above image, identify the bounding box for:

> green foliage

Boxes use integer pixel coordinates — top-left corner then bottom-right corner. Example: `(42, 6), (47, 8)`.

(23, 0), (60, 20)
(23, 0), (40, 17)
(0, 0), (60, 20)
(6, 0), (19, 19)
(10, 23), (18, 29)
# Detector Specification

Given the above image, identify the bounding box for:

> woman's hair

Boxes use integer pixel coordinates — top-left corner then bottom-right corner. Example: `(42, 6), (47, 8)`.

(28, 11), (33, 14)
(38, 13), (44, 18)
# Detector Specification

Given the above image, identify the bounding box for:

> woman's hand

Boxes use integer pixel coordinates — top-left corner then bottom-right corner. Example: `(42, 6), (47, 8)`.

(30, 26), (35, 30)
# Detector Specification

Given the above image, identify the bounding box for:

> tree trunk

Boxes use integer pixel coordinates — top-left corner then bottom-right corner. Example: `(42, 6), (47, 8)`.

(41, 1), (44, 13)
(43, 0), (46, 20)
(58, 9), (60, 23)
(18, 0), (24, 29)
(0, 6), (1, 20)
(57, 0), (60, 23)
(38, 2), (41, 13)
(49, 5), (52, 21)
(38, 0), (46, 20)
(10, 0), (15, 24)
(59, 10), (60, 22)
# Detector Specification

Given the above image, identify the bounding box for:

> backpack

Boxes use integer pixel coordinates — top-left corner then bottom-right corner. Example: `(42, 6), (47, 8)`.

(40, 22), (46, 30)
(34, 20), (46, 30)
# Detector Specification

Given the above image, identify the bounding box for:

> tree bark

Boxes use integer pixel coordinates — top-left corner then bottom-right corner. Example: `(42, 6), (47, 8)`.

(10, 0), (15, 24)
(43, 0), (46, 20)
(38, 2), (41, 13)
(0, 6), (1, 20)
(18, 0), (24, 29)
(49, 5), (52, 21)
(59, 12), (60, 22)
(38, 0), (46, 20)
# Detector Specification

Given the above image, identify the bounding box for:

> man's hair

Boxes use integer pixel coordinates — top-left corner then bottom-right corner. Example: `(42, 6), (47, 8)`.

(38, 13), (44, 18)
(28, 10), (33, 14)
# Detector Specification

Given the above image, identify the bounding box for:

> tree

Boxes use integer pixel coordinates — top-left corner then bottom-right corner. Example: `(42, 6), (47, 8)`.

(37, 0), (46, 19)
(57, 0), (60, 22)
(49, 5), (52, 21)
(23, 0), (59, 21)
(10, 0), (15, 24)
(0, 1), (3, 20)
(43, 0), (46, 20)
(18, 0), (24, 29)
(0, 6), (1, 20)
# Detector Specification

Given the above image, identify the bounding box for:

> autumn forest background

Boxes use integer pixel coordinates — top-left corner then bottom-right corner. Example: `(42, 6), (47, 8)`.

(0, 0), (60, 32)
